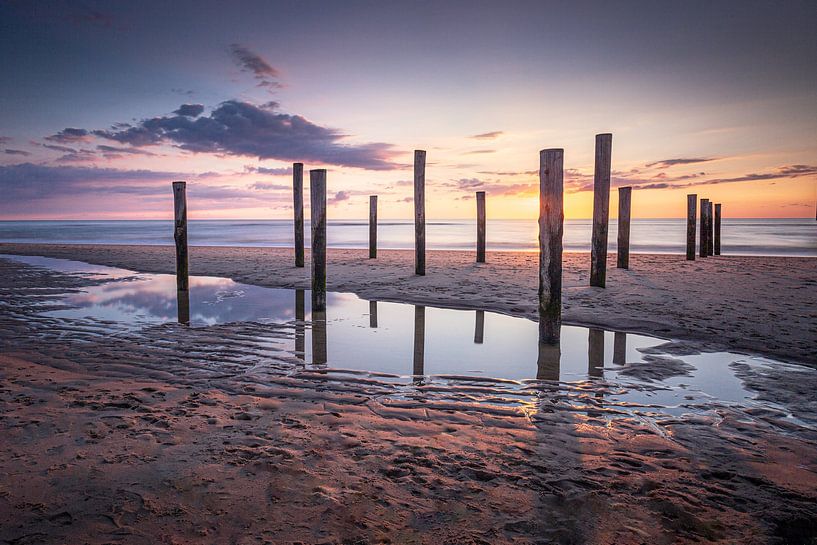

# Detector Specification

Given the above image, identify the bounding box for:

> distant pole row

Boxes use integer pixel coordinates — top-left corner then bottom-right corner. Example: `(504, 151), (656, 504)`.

(686, 195), (722, 260)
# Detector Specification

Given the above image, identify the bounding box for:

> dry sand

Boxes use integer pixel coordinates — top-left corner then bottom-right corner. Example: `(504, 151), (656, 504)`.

(1, 246), (816, 544)
(1, 243), (815, 365)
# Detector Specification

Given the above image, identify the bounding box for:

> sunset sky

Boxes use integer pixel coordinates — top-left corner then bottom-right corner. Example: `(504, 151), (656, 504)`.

(1, 0), (815, 220)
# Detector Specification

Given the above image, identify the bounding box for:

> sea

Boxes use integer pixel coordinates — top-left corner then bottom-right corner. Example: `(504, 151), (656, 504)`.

(0, 219), (815, 256)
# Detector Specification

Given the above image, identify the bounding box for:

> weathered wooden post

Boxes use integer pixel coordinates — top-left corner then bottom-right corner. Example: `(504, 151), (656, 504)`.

(414, 150), (426, 275)
(369, 195), (377, 259)
(617, 186), (632, 269)
(588, 328), (604, 378)
(369, 300), (378, 328)
(686, 194), (697, 260)
(538, 148), (564, 345)
(293, 163), (305, 268)
(312, 310), (327, 365)
(172, 181), (189, 291)
(413, 305), (425, 378)
(295, 289), (305, 360)
(709, 202), (715, 256)
(613, 331), (626, 365)
(590, 134), (612, 287)
(536, 343), (561, 381)
(714, 203), (722, 255)
(699, 198), (709, 258)
(474, 310), (484, 344)
(310, 169), (327, 310)
(176, 289), (190, 326)
(476, 191), (486, 263)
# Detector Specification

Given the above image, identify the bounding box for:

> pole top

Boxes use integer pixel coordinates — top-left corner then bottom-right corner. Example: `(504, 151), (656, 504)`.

(596, 133), (613, 138)
(309, 168), (327, 173)
(414, 149), (426, 154)
(172, 180), (186, 187)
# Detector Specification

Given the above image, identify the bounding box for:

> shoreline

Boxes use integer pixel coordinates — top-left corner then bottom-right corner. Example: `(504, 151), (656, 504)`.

(1, 242), (815, 366)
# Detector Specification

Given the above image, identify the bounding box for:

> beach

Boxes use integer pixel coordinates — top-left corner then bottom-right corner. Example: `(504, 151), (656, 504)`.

(1, 243), (815, 365)
(1, 245), (817, 544)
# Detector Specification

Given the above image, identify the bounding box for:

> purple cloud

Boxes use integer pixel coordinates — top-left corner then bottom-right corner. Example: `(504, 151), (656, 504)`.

(470, 131), (504, 140)
(4, 149), (31, 156)
(173, 104), (205, 117)
(45, 127), (90, 143)
(229, 44), (281, 89)
(645, 158), (716, 168)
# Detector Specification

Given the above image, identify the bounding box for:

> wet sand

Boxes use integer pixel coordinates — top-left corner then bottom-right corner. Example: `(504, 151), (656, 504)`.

(1, 249), (817, 544)
(1, 243), (815, 365)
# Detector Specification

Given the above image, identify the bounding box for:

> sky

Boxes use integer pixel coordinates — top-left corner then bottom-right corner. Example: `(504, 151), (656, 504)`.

(1, 0), (816, 220)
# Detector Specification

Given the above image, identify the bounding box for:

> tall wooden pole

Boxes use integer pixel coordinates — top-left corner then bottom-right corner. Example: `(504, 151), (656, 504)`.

(714, 203), (722, 256)
(538, 148), (564, 345)
(709, 202), (715, 256)
(686, 194), (697, 260)
(476, 191), (486, 263)
(369, 195), (378, 259)
(414, 150), (426, 275)
(616, 186), (632, 269)
(172, 181), (189, 291)
(293, 163), (305, 268)
(310, 169), (327, 311)
(699, 198), (709, 258)
(590, 133), (612, 287)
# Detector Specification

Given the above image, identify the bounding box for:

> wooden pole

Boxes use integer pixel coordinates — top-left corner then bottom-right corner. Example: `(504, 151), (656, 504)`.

(588, 328), (604, 378)
(476, 191), (486, 263)
(709, 202), (715, 256)
(613, 331), (626, 365)
(616, 186), (632, 269)
(293, 163), (305, 267)
(538, 148), (564, 345)
(474, 310), (484, 344)
(312, 310), (327, 365)
(699, 198), (709, 258)
(310, 169), (327, 310)
(369, 195), (377, 259)
(176, 289), (190, 326)
(172, 181), (189, 291)
(295, 289), (305, 360)
(714, 203), (722, 255)
(686, 194), (697, 260)
(369, 300), (378, 328)
(413, 305), (425, 378)
(590, 134), (612, 287)
(414, 150), (426, 275)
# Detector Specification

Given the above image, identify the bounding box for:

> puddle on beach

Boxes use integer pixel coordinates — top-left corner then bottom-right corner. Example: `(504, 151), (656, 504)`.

(1, 254), (806, 419)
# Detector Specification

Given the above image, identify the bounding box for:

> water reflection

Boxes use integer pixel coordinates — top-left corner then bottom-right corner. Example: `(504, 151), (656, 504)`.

(312, 310), (327, 365)
(295, 289), (305, 360)
(177, 289), (190, 325)
(588, 328), (605, 379)
(536, 342), (561, 381)
(613, 332), (627, 365)
(413, 306), (425, 380)
(369, 300), (378, 328)
(474, 310), (484, 344)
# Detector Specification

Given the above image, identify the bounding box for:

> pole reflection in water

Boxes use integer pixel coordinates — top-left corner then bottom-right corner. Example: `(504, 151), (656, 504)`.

(613, 331), (626, 365)
(474, 310), (484, 344)
(413, 305), (425, 379)
(176, 289), (190, 325)
(295, 289), (305, 361)
(312, 310), (327, 365)
(536, 341), (561, 381)
(588, 328), (605, 378)
(369, 300), (378, 328)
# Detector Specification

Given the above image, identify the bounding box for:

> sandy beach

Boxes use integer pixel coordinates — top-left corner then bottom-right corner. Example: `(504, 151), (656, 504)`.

(1, 243), (815, 366)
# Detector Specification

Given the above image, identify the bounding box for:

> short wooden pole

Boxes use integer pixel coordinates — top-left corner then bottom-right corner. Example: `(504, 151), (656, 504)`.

(709, 202), (715, 256)
(369, 300), (378, 328)
(616, 186), (632, 269)
(590, 134), (612, 287)
(686, 194), (697, 260)
(295, 289), (305, 360)
(176, 289), (190, 325)
(714, 203), (722, 255)
(369, 195), (377, 259)
(613, 332), (626, 365)
(414, 150), (426, 275)
(310, 169), (327, 310)
(476, 191), (486, 263)
(699, 198), (709, 258)
(312, 310), (327, 365)
(293, 163), (305, 268)
(172, 181), (189, 291)
(413, 305), (425, 378)
(474, 310), (484, 344)
(536, 343), (561, 381)
(538, 148), (564, 345)
(588, 328), (604, 378)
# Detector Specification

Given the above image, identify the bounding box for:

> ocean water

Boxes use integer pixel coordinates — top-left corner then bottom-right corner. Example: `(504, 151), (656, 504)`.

(0, 218), (814, 256)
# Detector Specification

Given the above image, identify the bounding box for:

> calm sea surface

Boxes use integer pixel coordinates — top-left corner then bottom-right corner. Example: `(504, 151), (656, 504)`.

(0, 219), (814, 256)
